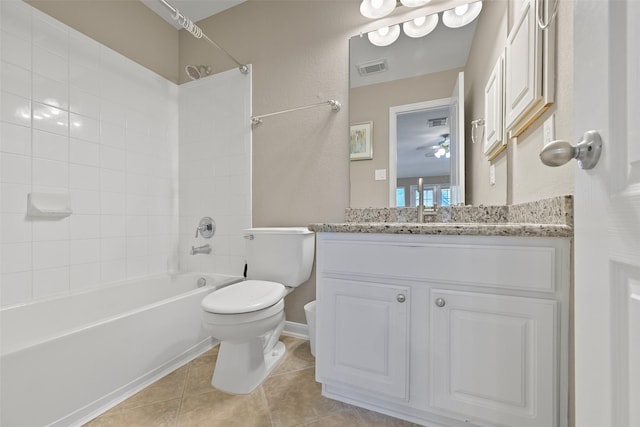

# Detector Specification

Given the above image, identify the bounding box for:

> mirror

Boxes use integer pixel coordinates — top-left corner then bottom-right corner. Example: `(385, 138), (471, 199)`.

(349, 8), (479, 208)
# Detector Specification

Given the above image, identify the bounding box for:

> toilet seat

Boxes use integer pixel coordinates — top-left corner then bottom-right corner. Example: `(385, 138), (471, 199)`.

(201, 280), (286, 314)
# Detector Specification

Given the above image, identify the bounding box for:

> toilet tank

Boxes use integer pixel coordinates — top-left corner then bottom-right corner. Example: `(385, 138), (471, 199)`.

(244, 227), (315, 287)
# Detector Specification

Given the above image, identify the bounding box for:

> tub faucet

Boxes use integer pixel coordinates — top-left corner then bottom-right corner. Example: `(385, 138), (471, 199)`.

(190, 244), (211, 255)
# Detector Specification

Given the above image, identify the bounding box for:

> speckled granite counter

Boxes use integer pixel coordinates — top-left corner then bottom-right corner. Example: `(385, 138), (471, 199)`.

(309, 196), (573, 238)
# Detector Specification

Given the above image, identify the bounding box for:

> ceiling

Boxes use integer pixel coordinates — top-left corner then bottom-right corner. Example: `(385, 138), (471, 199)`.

(141, 0), (247, 29)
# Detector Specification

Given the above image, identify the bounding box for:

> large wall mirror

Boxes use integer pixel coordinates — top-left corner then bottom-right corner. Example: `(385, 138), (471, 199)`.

(349, 4), (480, 208)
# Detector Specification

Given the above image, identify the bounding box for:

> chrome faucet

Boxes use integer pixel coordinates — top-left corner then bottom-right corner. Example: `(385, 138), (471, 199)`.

(417, 177), (437, 222)
(190, 244), (211, 255)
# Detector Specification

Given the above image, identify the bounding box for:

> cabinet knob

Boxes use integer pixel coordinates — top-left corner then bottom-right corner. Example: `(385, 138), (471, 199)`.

(397, 294), (406, 303)
(435, 297), (446, 308)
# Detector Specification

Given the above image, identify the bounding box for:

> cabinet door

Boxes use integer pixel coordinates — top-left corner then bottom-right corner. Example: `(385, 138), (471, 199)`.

(505, 0), (542, 131)
(317, 278), (410, 400)
(430, 289), (557, 427)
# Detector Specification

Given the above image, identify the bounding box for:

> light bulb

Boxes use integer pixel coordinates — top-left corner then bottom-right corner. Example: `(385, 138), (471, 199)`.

(455, 4), (469, 16)
(414, 16), (426, 26)
(372, 0), (383, 9)
(378, 26), (390, 36)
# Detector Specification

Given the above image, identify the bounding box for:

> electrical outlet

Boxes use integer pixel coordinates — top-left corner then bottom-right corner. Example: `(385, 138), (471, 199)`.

(375, 169), (387, 181)
(543, 114), (555, 145)
(490, 164), (496, 186)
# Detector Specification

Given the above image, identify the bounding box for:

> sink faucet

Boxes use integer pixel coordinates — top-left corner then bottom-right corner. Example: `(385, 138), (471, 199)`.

(190, 244), (211, 255)
(417, 178), (437, 222)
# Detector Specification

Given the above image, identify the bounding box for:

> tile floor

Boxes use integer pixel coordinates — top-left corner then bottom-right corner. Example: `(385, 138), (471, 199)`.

(84, 336), (420, 427)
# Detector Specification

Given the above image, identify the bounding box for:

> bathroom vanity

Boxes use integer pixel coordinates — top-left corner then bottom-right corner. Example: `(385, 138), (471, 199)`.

(310, 215), (571, 427)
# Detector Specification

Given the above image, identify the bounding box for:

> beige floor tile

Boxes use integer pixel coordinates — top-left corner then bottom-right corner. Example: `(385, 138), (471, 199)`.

(272, 336), (315, 376)
(354, 407), (422, 426)
(262, 366), (351, 427)
(301, 408), (367, 427)
(183, 346), (219, 397)
(85, 398), (181, 427)
(112, 365), (188, 412)
(177, 387), (271, 427)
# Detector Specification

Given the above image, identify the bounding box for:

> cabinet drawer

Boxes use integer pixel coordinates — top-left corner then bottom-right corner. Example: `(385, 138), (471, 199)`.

(320, 237), (560, 292)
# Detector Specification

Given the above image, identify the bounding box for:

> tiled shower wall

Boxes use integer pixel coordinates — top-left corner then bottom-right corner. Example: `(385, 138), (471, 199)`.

(178, 69), (252, 277)
(0, 1), (179, 306)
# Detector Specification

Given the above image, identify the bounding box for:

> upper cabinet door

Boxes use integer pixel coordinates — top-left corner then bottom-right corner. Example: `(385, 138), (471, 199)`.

(430, 289), (558, 427)
(504, 0), (555, 137)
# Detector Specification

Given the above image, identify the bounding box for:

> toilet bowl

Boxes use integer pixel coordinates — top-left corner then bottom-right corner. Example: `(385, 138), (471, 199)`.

(201, 228), (315, 394)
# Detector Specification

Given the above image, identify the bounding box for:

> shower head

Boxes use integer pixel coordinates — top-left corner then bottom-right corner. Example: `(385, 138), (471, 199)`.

(185, 65), (212, 80)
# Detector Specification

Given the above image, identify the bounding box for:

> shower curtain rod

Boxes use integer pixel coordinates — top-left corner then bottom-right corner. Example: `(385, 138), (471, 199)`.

(251, 100), (342, 126)
(158, 0), (249, 74)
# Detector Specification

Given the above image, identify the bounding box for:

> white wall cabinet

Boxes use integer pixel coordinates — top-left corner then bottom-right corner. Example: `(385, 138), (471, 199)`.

(316, 233), (569, 427)
(504, 0), (555, 137)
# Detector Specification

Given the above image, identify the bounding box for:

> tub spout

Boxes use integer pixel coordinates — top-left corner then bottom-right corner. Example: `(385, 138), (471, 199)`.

(190, 244), (211, 255)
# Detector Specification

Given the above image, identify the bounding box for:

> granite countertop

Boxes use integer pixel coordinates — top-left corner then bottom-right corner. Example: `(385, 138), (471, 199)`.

(309, 196), (574, 238)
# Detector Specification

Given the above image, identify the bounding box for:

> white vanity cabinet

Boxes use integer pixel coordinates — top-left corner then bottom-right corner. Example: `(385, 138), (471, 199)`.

(315, 232), (569, 427)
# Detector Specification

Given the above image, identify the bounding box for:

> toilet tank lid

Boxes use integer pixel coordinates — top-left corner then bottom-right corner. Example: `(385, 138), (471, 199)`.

(243, 227), (313, 235)
(201, 280), (287, 314)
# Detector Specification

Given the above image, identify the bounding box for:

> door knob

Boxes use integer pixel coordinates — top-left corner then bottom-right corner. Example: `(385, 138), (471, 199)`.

(397, 294), (406, 303)
(435, 297), (446, 308)
(539, 130), (602, 169)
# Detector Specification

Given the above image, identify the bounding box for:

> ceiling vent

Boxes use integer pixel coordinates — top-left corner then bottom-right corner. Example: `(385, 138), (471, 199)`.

(428, 117), (448, 127)
(357, 59), (388, 76)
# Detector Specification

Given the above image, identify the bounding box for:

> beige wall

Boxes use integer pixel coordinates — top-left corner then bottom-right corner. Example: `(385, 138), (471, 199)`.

(26, 0), (180, 83)
(350, 69), (462, 208)
(465, 0), (573, 205)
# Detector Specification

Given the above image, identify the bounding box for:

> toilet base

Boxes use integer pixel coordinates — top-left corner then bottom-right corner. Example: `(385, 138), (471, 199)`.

(211, 339), (286, 394)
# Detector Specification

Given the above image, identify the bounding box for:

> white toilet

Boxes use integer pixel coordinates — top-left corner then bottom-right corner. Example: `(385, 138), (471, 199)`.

(201, 227), (315, 394)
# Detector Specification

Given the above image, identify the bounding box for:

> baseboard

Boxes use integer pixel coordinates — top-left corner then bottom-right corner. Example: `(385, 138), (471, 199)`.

(282, 320), (309, 340)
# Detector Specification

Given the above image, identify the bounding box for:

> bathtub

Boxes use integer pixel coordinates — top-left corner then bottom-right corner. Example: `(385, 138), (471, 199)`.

(0, 272), (242, 427)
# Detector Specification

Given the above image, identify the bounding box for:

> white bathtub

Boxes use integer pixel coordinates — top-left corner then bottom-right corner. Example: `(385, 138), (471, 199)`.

(0, 272), (242, 427)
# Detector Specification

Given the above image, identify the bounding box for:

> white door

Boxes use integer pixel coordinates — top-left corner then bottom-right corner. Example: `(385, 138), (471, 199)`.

(573, 1), (640, 426)
(449, 71), (465, 205)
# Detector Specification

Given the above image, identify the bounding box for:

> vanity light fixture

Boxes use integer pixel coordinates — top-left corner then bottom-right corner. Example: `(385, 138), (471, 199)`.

(442, 1), (483, 28)
(400, 0), (431, 7)
(403, 14), (439, 38)
(360, 0), (396, 19)
(367, 25), (401, 47)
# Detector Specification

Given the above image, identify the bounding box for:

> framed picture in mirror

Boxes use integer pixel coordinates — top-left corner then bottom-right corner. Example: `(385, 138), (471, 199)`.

(350, 121), (373, 160)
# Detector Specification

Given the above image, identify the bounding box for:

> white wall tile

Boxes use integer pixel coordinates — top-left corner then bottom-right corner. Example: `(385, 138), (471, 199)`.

(125, 215), (148, 237)
(33, 158), (68, 188)
(126, 257), (148, 278)
(32, 15), (68, 59)
(33, 266), (69, 298)
(100, 259), (125, 284)
(100, 145), (126, 170)
(69, 164), (100, 190)
(33, 45), (67, 83)
(32, 102), (68, 136)
(0, 242), (31, 274)
(100, 192), (125, 215)
(69, 62), (95, 95)
(33, 72), (68, 110)
(33, 240), (68, 270)
(70, 113), (99, 143)
(126, 236), (147, 258)
(1, 271), (32, 306)
(32, 129), (68, 162)
(1, 213), (31, 243)
(69, 87), (100, 119)
(1, 183), (30, 213)
(100, 214), (126, 238)
(1, 30), (31, 70)
(70, 238), (100, 265)
(70, 138), (99, 166)
(1, 122), (31, 156)
(1, 91), (31, 127)
(31, 216), (69, 242)
(69, 32), (101, 71)
(100, 169), (125, 193)
(69, 262), (100, 290)
(0, 152), (30, 184)
(100, 237), (125, 261)
(100, 122), (125, 148)
(0, 2), (32, 41)
(70, 189), (100, 214)
(1, 60), (31, 98)
(70, 214), (100, 239)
